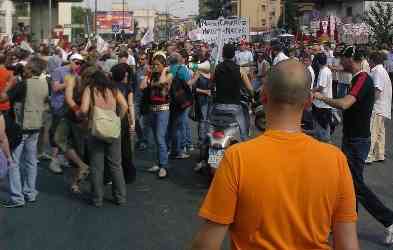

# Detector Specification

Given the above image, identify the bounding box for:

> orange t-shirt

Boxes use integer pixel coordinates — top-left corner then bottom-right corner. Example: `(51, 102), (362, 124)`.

(199, 130), (357, 250)
(0, 67), (11, 111)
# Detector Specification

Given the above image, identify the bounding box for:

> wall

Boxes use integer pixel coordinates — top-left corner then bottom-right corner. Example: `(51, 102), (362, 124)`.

(30, 0), (58, 41)
(58, 2), (72, 39)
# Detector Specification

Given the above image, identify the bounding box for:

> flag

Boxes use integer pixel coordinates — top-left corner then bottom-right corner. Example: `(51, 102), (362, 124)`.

(20, 41), (34, 53)
(188, 29), (202, 41)
(96, 35), (108, 54)
(141, 29), (154, 46)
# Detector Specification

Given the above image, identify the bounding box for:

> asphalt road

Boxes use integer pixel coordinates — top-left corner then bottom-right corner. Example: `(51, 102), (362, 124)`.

(0, 120), (392, 250)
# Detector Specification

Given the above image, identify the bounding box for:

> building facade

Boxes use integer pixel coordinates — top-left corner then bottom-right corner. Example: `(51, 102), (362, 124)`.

(133, 9), (156, 31)
(314, 0), (393, 23)
(231, 0), (282, 32)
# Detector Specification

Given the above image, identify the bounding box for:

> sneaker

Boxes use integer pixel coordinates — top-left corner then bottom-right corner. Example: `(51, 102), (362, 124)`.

(49, 159), (63, 174)
(385, 224), (393, 245)
(147, 165), (160, 173)
(0, 201), (25, 208)
(158, 168), (168, 179)
(188, 145), (195, 152)
(176, 153), (191, 159)
(194, 161), (206, 172)
(38, 153), (52, 161)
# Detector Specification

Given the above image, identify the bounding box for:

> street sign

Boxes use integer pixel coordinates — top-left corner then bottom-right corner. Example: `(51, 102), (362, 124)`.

(63, 24), (84, 29)
(112, 24), (120, 33)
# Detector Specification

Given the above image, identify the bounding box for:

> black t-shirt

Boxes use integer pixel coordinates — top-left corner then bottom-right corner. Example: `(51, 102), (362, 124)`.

(213, 60), (242, 105)
(343, 72), (375, 138)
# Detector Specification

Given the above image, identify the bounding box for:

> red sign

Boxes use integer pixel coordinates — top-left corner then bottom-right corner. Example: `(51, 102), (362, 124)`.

(96, 11), (134, 34)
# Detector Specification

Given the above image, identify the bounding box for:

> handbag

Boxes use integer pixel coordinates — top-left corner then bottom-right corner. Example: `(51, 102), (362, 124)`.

(0, 149), (8, 179)
(90, 90), (121, 143)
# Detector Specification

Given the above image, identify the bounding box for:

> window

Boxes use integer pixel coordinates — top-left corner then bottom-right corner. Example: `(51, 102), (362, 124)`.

(262, 5), (266, 12)
(346, 7), (353, 17)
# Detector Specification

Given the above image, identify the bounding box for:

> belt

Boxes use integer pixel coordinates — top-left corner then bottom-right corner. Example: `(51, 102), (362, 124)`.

(151, 104), (170, 112)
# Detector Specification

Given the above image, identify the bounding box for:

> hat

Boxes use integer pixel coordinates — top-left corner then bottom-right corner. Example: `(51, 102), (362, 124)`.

(70, 53), (84, 62)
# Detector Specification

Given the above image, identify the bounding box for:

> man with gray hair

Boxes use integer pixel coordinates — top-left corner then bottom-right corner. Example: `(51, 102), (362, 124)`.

(191, 59), (359, 250)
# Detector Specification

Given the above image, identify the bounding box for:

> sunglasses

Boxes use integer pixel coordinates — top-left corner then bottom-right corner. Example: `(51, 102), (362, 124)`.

(73, 60), (82, 65)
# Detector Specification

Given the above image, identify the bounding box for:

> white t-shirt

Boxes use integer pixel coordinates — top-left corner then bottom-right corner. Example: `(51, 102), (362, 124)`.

(273, 52), (289, 66)
(371, 64), (392, 119)
(307, 65), (315, 89)
(235, 50), (254, 66)
(128, 55), (136, 66)
(313, 66), (333, 109)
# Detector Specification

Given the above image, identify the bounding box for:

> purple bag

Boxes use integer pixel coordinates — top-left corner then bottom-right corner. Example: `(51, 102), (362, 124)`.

(0, 150), (8, 179)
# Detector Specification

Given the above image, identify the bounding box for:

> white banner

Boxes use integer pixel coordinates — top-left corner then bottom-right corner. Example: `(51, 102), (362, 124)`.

(200, 17), (249, 45)
(141, 29), (154, 46)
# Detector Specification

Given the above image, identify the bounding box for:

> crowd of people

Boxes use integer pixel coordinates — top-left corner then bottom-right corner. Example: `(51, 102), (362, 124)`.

(0, 35), (392, 248)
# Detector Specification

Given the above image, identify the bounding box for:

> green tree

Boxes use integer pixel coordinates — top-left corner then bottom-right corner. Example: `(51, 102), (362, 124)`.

(363, 2), (393, 45)
(278, 0), (298, 33)
(71, 7), (92, 41)
(198, 0), (229, 20)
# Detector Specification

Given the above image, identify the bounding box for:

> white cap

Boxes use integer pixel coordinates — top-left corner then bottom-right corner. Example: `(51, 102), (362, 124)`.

(69, 53), (84, 62)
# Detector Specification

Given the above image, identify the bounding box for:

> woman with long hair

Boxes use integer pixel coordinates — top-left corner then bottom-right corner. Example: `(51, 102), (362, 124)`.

(140, 54), (172, 179)
(80, 70), (128, 207)
(110, 63), (136, 184)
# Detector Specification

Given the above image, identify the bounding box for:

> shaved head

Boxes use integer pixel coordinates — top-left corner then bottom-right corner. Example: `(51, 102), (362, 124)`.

(265, 59), (311, 107)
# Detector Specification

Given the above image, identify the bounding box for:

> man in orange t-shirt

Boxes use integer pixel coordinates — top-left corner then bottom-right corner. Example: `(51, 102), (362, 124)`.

(191, 60), (359, 250)
(0, 54), (13, 111)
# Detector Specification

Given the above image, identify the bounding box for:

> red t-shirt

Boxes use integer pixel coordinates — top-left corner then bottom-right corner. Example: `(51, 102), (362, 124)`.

(0, 67), (11, 111)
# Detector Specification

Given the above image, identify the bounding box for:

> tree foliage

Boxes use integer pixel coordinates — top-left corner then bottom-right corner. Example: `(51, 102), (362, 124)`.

(363, 2), (393, 45)
(199, 0), (230, 20)
(278, 0), (298, 32)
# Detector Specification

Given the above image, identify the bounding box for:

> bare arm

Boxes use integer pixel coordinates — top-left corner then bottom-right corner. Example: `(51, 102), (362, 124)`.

(314, 94), (356, 110)
(0, 115), (11, 160)
(116, 91), (128, 119)
(80, 87), (91, 115)
(190, 220), (228, 250)
(333, 222), (360, 250)
(65, 76), (77, 109)
(127, 92), (135, 130)
(52, 80), (67, 93)
(188, 71), (201, 86)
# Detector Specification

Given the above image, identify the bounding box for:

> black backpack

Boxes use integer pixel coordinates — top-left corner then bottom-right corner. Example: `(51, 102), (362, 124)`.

(170, 68), (193, 111)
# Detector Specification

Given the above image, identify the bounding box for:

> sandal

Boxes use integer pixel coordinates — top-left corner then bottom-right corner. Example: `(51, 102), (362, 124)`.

(77, 164), (90, 181)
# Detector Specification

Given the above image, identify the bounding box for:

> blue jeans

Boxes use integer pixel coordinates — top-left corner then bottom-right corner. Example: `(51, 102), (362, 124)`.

(342, 137), (393, 227)
(168, 108), (189, 155)
(212, 104), (248, 141)
(183, 109), (192, 149)
(150, 111), (170, 168)
(8, 133), (39, 204)
(198, 102), (210, 145)
(337, 82), (350, 98)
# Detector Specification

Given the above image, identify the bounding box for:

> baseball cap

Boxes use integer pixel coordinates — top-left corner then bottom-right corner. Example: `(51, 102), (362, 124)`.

(70, 53), (84, 62)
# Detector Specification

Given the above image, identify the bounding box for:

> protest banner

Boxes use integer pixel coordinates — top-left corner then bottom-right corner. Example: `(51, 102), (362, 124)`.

(200, 17), (249, 65)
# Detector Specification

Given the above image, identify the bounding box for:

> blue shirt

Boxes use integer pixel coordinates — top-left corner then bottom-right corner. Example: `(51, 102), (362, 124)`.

(50, 66), (72, 113)
(169, 64), (192, 82)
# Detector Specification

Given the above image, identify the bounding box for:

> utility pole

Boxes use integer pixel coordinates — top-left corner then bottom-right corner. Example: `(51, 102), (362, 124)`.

(48, 0), (52, 43)
(94, 0), (97, 35)
(122, 0), (125, 32)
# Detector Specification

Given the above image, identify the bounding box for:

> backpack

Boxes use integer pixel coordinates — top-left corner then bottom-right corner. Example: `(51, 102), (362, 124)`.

(170, 68), (193, 111)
